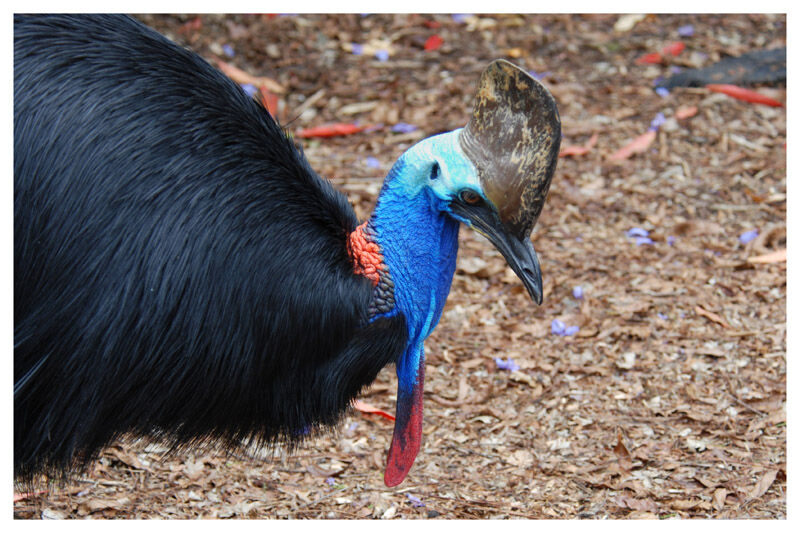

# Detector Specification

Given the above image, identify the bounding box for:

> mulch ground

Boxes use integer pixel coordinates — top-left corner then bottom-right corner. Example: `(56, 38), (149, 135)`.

(14, 13), (786, 519)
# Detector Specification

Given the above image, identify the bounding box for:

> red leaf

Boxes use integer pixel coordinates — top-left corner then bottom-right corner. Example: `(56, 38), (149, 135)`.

(635, 52), (663, 65)
(296, 123), (373, 139)
(559, 133), (598, 157)
(705, 84), (784, 107)
(259, 86), (279, 118)
(661, 41), (685, 56)
(424, 35), (444, 51)
(675, 105), (699, 120)
(178, 16), (202, 34)
(215, 60), (285, 94)
(352, 400), (395, 421)
(608, 129), (657, 161)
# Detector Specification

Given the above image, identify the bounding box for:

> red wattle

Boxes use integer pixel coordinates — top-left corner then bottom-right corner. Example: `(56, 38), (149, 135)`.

(384, 364), (425, 487)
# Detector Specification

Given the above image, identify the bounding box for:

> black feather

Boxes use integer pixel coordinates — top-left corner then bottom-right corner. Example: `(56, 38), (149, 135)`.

(14, 14), (407, 482)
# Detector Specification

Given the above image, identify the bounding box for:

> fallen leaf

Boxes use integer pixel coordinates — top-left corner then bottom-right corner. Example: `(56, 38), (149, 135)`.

(713, 488), (727, 510)
(614, 14), (646, 32)
(695, 305), (731, 328)
(635, 52), (663, 65)
(749, 469), (779, 499)
(608, 129), (656, 161)
(352, 399), (395, 421)
(259, 86), (279, 118)
(661, 41), (685, 56)
(747, 249), (786, 264)
(675, 105), (698, 120)
(706, 84), (784, 107)
(559, 133), (598, 157)
(424, 35), (443, 51)
(214, 59), (285, 93)
(296, 123), (376, 139)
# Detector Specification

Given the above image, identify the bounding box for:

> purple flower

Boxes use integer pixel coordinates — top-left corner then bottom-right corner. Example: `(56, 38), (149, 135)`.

(634, 236), (655, 246)
(351, 43), (364, 55)
(325, 477), (336, 486)
(655, 87), (670, 98)
(626, 227), (650, 238)
(649, 112), (666, 131)
(667, 235), (676, 246)
(564, 325), (580, 336)
(452, 14), (471, 23)
(365, 156), (381, 168)
(495, 357), (520, 372)
(375, 49), (389, 62)
(739, 230), (758, 244)
(240, 83), (258, 98)
(391, 122), (418, 133)
(670, 66), (683, 74)
(406, 494), (425, 507)
(551, 319), (566, 336)
(528, 70), (550, 81)
(657, 312), (668, 320)
(677, 24), (694, 37)
(222, 44), (235, 57)
(572, 286), (584, 300)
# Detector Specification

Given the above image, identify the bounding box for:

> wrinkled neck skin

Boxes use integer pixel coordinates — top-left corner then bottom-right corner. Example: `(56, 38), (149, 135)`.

(364, 128), (483, 486)
(369, 169), (459, 360)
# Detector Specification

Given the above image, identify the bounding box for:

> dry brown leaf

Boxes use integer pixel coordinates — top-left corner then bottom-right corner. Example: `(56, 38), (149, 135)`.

(747, 249), (786, 264)
(695, 306), (731, 328)
(713, 488), (727, 510)
(749, 470), (779, 499)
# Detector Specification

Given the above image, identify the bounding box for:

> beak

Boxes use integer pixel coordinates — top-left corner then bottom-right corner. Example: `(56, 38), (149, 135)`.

(491, 231), (543, 305)
(451, 201), (543, 304)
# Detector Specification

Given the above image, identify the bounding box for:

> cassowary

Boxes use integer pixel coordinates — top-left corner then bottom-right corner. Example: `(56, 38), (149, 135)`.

(14, 14), (560, 488)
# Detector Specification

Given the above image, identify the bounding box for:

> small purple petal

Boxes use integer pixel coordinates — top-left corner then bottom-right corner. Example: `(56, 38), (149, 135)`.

(657, 312), (668, 320)
(551, 319), (566, 336)
(365, 156), (381, 168)
(494, 357), (520, 372)
(655, 87), (670, 98)
(374, 49), (389, 62)
(452, 14), (471, 23)
(670, 66), (683, 74)
(634, 236), (655, 246)
(667, 235), (676, 246)
(572, 286), (584, 300)
(406, 494), (425, 507)
(564, 325), (580, 336)
(351, 43), (364, 55)
(325, 477), (336, 486)
(240, 83), (258, 98)
(391, 122), (418, 133)
(677, 24), (694, 37)
(650, 112), (667, 131)
(626, 227), (650, 238)
(739, 230), (758, 244)
(222, 44), (235, 57)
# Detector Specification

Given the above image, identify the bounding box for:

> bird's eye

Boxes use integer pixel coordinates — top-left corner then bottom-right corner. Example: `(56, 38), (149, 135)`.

(459, 189), (482, 205)
(429, 162), (440, 181)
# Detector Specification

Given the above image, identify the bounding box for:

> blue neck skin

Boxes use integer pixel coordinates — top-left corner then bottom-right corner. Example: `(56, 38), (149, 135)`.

(367, 129), (481, 392)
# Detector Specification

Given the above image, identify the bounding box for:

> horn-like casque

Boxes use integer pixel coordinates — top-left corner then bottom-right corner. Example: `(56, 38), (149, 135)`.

(459, 59), (561, 239)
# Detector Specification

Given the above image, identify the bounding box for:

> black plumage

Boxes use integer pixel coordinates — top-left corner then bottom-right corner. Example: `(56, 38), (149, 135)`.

(14, 14), (407, 482)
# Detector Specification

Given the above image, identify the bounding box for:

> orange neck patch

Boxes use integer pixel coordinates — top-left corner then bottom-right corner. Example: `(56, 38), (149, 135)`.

(347, 221), (384, 287)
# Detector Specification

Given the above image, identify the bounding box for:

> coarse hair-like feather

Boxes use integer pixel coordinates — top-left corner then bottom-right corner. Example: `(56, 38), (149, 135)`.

(14, 14), (407, 484)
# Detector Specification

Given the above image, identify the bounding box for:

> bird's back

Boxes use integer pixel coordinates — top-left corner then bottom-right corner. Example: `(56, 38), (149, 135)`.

(14, 14), (406, 481)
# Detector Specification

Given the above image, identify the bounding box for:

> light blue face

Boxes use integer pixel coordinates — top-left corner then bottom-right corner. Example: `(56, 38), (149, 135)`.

(390, 129), (487, 226)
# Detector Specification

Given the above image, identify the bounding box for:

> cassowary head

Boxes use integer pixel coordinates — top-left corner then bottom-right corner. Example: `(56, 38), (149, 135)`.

(371, 60), (561, 486)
